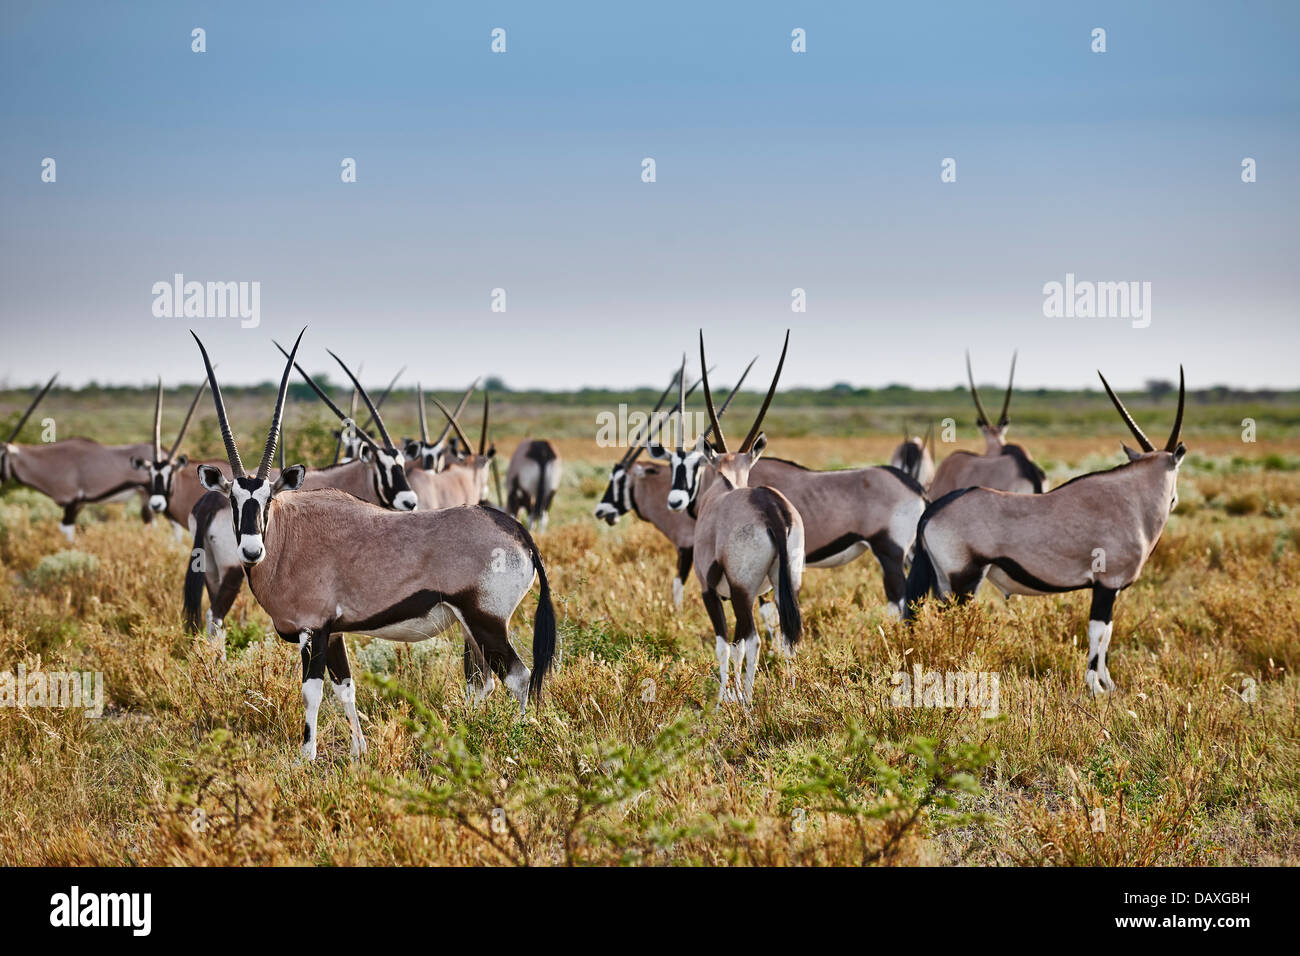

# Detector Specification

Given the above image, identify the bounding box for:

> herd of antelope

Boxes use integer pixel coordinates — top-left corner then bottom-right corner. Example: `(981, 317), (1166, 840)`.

(0, 328), (1187, 756)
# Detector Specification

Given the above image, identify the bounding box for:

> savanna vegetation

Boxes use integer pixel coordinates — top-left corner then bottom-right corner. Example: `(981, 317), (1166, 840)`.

(0, 383), (1296, 865)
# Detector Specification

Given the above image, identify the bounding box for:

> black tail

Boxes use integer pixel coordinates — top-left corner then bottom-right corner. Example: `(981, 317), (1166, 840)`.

(532, 457), (549, 529)
(903, 536), (936, 621)
(183, 491), (222, 633)
(768, 526), (803, 647)
(525, 534), (557, 699)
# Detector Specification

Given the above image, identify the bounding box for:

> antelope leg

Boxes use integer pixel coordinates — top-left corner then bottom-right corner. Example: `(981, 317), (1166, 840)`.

(327, 635), (366, 756)
(300, 628), (328, 760)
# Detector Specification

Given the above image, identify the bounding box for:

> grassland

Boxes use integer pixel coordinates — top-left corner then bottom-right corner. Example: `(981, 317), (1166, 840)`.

(0, 386), (1297, 865)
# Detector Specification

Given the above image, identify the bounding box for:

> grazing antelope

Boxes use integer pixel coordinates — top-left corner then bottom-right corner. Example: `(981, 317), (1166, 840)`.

(1, 374), (157, 541)
(406, 390), (497, 510)
(905, 368), (1187, 696)
(671, 332), (804, 704)
(890, 422), (935, 487)
(405, 380), (478, 472)
(191, 329), (556, 759)
(506, 439), (562, 532)
(594, 363), (751, 609)
(654, 369), (928, 620)
(182, 347), (417, 650)
(929, 352), (1045, 499)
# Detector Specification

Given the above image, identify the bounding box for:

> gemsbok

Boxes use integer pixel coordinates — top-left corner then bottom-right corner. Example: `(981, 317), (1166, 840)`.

(405, 380), (479, 472)
(405, 391), (497, 510)
(904, 368), (1187, 696)
(129, 377), (215, 538)
(890, 422), (935, 487)
(671, 332), (804, 704)
(1, 373), (156, 541)
(191, 329), (556, 759)
(335, 365), (404, 463)
(182, 346), (418, 650)
(929, 351), (1045, 499)
(506, 439), (562, 532)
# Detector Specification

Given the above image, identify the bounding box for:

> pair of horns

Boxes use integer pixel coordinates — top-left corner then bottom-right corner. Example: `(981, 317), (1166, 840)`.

(670, 353), (758, 454)
(967, 351), (1016, 429)
(423, 386), (490, 458)
(699, 330), (789, 454)
(274, 342), (398, 454)
(4, 373), (59, 444)
(418, 379), (479, 446)
(618, 366), (684, 468)
(193, 328), (304, 480)
(150, 375), (211, 462)
(1099, 366), (1185, 454)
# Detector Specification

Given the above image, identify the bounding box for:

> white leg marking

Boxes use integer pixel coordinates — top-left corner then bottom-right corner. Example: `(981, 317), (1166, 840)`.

(672, 576), (684, 610)
(505, 662), (531, 718)
(1097, 621), (1115, 692)
(331, 678), (367, 756)
(1085, 619), (1115, 695)
(59, 522), (76, 543)
(715, 635), (732, 703)
(741, 634), (760, 705)
(205, 610), (227, 661)
(729, 642), (744, 703)
(301, 677), (324, 761)
(758, 601), (780, 641)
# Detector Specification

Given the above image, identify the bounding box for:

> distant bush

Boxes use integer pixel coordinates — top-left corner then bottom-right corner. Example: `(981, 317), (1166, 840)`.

(26, 550), (100, 590)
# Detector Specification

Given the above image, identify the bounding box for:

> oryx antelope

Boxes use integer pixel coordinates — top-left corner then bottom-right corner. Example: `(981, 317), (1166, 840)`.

(929, 352), (1045, 499)
(890, 422), (935, 487)
(182, 346), (417, 650)
(1, 374), (156, 541)
(656, 364), (927, 619)
(506, 438), (562, 532)
(405, 389), (496, 510)
(595, 361), (752, 609)
(129, 377), (216, 538)
(904, 368), (1187, 696)
(335, 365), (404, 463)
(671, 332), (804, 704)
(191, 329), (556, 759)
(405, 379), (478, 472)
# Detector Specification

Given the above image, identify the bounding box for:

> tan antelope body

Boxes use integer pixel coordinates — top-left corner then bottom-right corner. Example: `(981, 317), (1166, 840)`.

(405, 388), (495, 510)
(4, 438), (155, 541)
(906, 368), (1186, 695)
(663, 333), (804, 705)
(506, 440), (562, 531)
(190, 329), (556, 760)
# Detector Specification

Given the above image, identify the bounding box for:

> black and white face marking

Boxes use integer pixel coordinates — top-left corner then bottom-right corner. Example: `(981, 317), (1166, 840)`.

(198, 464), (306, 566)
(666, 450), (706, 512)
(361, 444), (417, 511)
(404, 438), (447, 472)
(131, 455), (188, 512)
(594, 464), (631, 524)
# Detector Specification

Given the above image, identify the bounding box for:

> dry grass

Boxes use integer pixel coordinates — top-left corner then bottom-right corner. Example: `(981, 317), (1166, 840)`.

(0, 432), (1296, 866)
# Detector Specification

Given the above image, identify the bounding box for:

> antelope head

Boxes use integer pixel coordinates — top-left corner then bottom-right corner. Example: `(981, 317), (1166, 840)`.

(130, 376), (208, 513)
(967, 351), (1017, 451)
(656, 332), (780, 512)
(274, 343), (418, 512)
(404, 379), (478, 472)
(1099, 366), (1187, 513)
(427, 390), (498, 502)
(0, 372), (57, 481)
(336, 365), (403, 463)
(193, 329), (309, 566)
(595, 365), (691, 525)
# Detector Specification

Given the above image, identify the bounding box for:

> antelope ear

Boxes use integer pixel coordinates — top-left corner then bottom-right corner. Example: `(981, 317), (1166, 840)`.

(700, 442), (719, 464)
(274, 464), (307, 493)
(130, 456), (148, 470)
(484, 444), (496, 461)
(1172, 442), (1187, 466)
(358, 444), (374, 462)
(749, 433), (768, 461)
(173, 454), (188, 468)
(646, 442), (670, 461)
(197, 464), (230, 494)
(404, 439), (421, 459)
(1121, 443), (1143, 462)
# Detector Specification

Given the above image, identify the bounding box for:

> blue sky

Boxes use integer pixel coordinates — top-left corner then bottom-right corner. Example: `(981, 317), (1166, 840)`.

(1, 1), (1296, 390)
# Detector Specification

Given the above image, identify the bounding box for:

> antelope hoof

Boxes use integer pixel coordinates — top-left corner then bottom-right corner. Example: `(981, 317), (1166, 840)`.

(300, 739), (318, 762)
(350, 736), (368, 758)
(1085, 670), (1113, 696)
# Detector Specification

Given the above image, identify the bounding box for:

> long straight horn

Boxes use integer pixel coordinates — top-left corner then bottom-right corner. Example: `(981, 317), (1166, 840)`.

(698, 333), (726, 453)
(432, 378), (479, 447)
(416, 383), (430, 443)
(1098, 371), (1154, 452)
(966, 351), (992, 428)
(273, 342), (378, 448)
(924, 420), (935, 459)
(333, 368), (361, 466)
(358, 365), (405, 435)
(152, 377), (163, 461)
(257, 328), (305, 479)
(167, 376), (210, 459)
(190, 332), (245, 477)
(1165, 365), (1185, 452)
(703, 356), (758, 441)
(998, 351), (1017, 427)
(327, 350), (395, 449)
(479, 392), (490, 455)
(620, 366), (681, 467)
(4, 373), (58, 444)
(739, 330), (789, 453)
(427, 394), (473, 452)
(675, 353), (687, 453)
